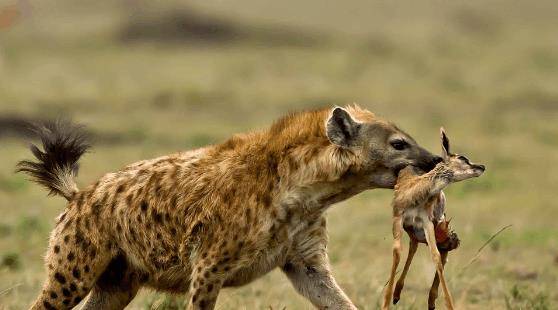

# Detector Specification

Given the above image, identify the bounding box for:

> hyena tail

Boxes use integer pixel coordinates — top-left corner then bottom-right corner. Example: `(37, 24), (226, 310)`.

(16, 120), (90, 201)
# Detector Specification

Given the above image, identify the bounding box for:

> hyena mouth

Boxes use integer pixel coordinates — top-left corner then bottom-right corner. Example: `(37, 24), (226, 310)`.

(393, 163), (409, 176)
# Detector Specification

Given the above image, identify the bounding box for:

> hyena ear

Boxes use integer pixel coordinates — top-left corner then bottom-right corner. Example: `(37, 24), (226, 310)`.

(326, 107), (360, 147)
(440, 127), (450, 159)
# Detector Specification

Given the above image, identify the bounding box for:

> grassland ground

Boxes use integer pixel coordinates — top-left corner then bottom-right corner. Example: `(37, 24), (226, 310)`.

(0, 0), (557, 309)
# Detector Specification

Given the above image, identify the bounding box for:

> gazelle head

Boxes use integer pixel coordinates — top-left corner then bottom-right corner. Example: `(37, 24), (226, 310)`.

(440, 127), (485, 182)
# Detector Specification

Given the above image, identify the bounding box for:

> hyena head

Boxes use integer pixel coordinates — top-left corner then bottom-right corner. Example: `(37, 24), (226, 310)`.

(325, 106), (442, 188)
(439, 127), (485, 182)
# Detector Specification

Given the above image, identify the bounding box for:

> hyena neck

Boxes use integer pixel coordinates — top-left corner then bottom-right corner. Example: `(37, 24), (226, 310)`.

(271, 142), (362, 214)
(210, 108), (364, 214)
(263, 109), (364, 213)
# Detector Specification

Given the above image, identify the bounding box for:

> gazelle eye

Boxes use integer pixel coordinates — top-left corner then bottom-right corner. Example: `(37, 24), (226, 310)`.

(390, 140), (408, 151)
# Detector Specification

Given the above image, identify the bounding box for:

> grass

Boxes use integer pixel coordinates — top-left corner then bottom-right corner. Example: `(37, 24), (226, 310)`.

(0, 0), (557, 308)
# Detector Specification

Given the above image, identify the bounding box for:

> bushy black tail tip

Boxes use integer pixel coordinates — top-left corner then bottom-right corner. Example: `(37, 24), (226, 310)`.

(16, 119), (91, 200)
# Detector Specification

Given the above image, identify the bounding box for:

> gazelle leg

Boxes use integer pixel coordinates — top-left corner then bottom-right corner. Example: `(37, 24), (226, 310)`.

(393, 238), (418, 304)
(428, 251), (448, 310)
(382, 214), (403, 310)
(424, 221), (454, 310)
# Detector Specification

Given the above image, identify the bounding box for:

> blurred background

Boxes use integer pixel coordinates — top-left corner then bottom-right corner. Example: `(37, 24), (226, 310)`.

(0, 0), (557, 309)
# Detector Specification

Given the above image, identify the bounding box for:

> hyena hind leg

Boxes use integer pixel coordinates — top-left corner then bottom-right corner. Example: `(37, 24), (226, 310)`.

(81, 254), (144, 310)
(30, 230), (115, 310)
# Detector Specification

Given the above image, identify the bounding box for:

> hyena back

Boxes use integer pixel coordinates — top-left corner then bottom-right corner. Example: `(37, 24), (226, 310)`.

(19, 105), (442, 310)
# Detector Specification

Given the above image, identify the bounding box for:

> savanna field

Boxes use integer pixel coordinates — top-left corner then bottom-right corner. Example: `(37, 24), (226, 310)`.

(0, 0), (557, 309)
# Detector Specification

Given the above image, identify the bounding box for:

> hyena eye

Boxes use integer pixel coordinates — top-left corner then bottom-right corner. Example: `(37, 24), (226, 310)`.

(457, 155), (469, 162)
(390, 140), (408, 151)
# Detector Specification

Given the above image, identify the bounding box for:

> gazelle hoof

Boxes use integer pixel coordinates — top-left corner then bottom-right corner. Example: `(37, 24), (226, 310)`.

(393, 297), (400, 305)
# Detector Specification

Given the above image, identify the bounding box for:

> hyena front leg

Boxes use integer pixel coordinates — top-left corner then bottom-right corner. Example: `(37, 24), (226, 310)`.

(187, 262), (226, 310)
(282, 218), (356, 310)
(187, 239), (240, 310)
(282, 257), (356, 309)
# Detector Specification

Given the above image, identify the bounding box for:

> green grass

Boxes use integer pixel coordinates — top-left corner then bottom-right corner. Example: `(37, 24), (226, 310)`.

(1, 0), (557, 309)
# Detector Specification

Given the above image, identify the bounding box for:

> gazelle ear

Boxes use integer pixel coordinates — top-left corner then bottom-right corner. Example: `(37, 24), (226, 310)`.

(326, 107), (360, 147)
(440, 127), (450, 159)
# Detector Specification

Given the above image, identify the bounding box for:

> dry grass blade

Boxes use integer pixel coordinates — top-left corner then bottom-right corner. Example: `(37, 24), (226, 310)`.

(460, 224), (512, 273)
(0, 283), (22, 297)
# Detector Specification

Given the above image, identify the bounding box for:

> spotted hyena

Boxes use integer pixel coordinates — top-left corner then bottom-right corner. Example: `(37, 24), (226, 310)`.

(18, 105), (442, 309)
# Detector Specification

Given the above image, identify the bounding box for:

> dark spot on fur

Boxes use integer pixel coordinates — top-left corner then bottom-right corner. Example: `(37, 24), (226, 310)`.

(54, 272), (66, 284)
(74, 296), (82, 304)
(69, 283), (77, 292)
(126, 194), (133, 206)
(53, 245), (60, 254)
(62, 287), (71, 297)
(62, 219), (73, 232)
(116, 223), (122, 233)
(84, 265), (90, 273)
(63, 299), (70, 305)
(74, 229), (85, 247)
(89, 248), (97, 259)
(140, 201), (148, 212)
(170, 195), (178, 208)
(43, 301), (57, 310)
(67, 252), (75, 261)
(116, 184), (125, 194)
(49, 291), (58, 299)
(140, 273), (149, 283)
(153, 211), (163, 223)
(211, 266), (218, 273)
(170, 227), (177, 234)
(191, 222), (203, 236)
(63, 235), (70, 243)
(207, 283), (214, 292)
(72, 267), (81, 279)
(109, 200), (117, 214)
